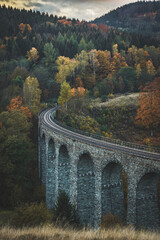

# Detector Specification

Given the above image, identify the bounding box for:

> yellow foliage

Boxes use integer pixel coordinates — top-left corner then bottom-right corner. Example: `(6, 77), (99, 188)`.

(27, 47), (39, 63)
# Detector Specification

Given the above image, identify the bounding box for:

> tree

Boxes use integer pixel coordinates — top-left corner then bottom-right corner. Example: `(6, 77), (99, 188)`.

(58, 81), (71, 109)
(56, 56), (79, 84)
(135, 77), (160, 136)
(89, 49), (99, 82)
(7, 96), (31, 119)
(23, 76), (41, 110)
(0, 110), (34, 208)
(27, 47), (39, 63)
(96, 50), (111, 82)
(54, 190), (79, 226)
(43, 42), (57, 67)
(19, 23), (32, 34)
(146, 60), (156, 76)
(78, 37), (87, 53)
(71, 87), (85, 97)
(117, 67), (137, 92)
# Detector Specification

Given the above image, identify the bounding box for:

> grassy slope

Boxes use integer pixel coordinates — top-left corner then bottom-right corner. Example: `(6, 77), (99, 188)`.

(0, 225), (160, 240)
(93, 93), (139, 108)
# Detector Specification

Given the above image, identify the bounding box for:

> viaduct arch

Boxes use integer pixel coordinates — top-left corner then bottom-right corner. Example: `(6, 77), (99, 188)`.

(38, 108), (160, 229)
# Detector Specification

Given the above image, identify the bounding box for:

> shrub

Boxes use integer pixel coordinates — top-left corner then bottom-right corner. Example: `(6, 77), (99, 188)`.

(10, 202), (52, 228)
(101, 213), (122, 229)
(54, 190), (79, 227)
(108, 93), (115, 99)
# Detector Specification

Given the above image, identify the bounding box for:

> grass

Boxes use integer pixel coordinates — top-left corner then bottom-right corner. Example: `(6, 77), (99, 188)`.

(0, 225), (160, 240)
(94, 93), (139, 108)
(0, 211), (13, 227)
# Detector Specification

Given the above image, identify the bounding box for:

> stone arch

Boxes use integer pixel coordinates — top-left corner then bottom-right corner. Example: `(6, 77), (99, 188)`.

(77, 152), (95, 226)
(41, 133), (46, 184)
(136, 172), (160, 229)
(58, 144), (71, 196)
(101, 161), (126, 222)
(47, 138), (56, 208)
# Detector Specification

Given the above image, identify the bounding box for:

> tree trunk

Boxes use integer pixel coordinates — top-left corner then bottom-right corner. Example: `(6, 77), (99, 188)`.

(150, 126), (153, 137)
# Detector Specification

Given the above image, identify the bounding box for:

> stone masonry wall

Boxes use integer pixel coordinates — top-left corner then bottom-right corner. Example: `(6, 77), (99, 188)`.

(39, 124), (160, 229)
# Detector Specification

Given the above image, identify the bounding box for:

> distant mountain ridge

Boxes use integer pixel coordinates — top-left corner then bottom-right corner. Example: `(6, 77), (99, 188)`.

(93, 1), (160, 37)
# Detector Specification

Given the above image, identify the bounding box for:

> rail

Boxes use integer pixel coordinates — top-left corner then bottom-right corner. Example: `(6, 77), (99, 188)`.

(44, 107), (160, 154)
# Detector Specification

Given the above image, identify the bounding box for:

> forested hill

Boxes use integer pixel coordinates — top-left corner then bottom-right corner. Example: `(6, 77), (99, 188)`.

(0, 5), (159, 58)
(93, 1), (160, 37)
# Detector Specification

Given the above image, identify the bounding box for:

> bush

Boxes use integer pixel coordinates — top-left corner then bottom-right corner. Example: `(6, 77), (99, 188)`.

(54, 190), (79, 227)
(108, 93), (115, 99)
(101, 213), (122, 229)
(10, 202), (52, 228)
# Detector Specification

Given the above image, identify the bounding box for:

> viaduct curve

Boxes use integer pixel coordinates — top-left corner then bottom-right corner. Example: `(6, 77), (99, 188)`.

(38, 107), (160, 229)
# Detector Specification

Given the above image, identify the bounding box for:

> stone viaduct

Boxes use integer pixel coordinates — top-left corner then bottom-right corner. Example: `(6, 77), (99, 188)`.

(39, 108), (160, 229)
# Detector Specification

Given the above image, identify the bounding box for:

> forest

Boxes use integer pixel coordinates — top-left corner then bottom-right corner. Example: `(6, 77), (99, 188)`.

(0, 3), (160, 229)
(94, 1), (160, 37)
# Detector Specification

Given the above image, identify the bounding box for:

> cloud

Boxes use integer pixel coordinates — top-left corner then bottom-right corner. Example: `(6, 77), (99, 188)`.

(0, 0), (139, 20)
(24, 1), (43, 8)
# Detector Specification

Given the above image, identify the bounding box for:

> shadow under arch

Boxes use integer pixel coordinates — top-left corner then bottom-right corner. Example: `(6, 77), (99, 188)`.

(40, 133), (46, 184)
(136, 172), (160, 229)
(58, 144), (71, 196)
(101, 161), (127, 222)
(77, 153), (95, 227)
(47, 138), (56, 207)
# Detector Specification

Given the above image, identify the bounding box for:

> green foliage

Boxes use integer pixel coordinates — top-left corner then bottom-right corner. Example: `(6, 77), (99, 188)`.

(78, 37), (87, 53)
(58, 81), (71, 107)
(101, 213), (122, 229)
(23, 76), (42, 112)
(43, 42), (57, 67)
(10, 202), (52, 228)
(0, 110), (39, 208)
(94, 1), (160, 38)
(117, 67), (137, 92)
(54, 191), (79, 226)
(101, 95), (107, 102)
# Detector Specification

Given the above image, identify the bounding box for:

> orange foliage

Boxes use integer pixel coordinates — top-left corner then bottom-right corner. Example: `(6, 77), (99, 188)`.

(7, 96), (31, 119)
(0, 122), (2, 128)
(71, 87), (85, 97)
(74, 76), (83, 88)
(19, 23), (32, 33)
(58, 19), (72, 26)
(135, 77), (160, 129)
(0, 44), (6, 49)
(89, 23), (98, 30)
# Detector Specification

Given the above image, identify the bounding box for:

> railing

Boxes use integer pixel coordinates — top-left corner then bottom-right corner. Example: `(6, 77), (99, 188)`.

(49, 108), (160, 154)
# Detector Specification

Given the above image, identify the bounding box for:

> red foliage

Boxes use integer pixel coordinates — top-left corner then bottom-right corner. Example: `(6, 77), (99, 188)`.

(98, 24), (109, 32)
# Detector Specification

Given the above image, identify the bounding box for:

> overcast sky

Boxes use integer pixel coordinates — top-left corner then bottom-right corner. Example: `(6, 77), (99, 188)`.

(0, 0), (145, 20)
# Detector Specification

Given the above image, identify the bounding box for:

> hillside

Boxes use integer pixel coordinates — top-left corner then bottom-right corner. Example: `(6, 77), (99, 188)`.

(93, 1), (160, 37)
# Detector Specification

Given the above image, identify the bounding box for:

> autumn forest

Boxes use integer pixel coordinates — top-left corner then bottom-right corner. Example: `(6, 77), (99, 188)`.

(0, 1), (160, 229)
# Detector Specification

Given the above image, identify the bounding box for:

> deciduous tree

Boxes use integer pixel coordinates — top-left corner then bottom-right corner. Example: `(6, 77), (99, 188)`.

(58, 81), (71, 109)
(7, 96), (31, 119)
(23, 76), (41, 110)
(135, 77), (160, 136)
(27, 47), (39, 63)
